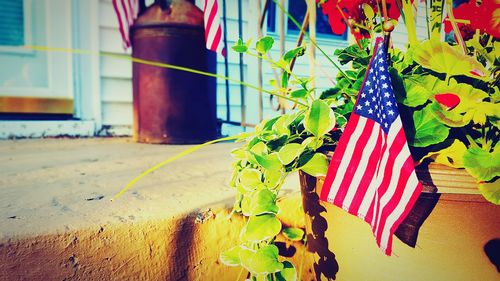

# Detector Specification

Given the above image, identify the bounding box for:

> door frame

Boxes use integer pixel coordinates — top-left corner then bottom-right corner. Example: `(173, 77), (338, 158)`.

(72, 0), (102, 130)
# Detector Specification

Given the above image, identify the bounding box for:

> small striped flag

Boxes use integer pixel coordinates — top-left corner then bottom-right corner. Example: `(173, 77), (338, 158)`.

(320, 38), (422, 255)
(203, 0), (226, 56)
(112, 0), (139, 48)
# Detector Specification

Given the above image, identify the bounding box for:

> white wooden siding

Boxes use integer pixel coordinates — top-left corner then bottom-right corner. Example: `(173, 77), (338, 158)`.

(96, 0), (427, 135)
(98, 0), (133, 134)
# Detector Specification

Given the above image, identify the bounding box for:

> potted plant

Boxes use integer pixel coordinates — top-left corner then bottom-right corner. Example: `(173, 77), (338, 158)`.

(220, 0), (499, 280)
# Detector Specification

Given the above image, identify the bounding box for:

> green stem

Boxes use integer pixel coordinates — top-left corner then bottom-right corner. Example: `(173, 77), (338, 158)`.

(462, 129), (480, 149)
(424, 0), (431, 40)
(445, 0), (466, 54)
(402, 0), (418, 46)
(272, 0), (352, 84)
(109, 52), (308, 107)
(235, 267), (245, 281)
(111, 134), (252, 201)
(26, 45), (308, 107)
(247, 51), (302, 84)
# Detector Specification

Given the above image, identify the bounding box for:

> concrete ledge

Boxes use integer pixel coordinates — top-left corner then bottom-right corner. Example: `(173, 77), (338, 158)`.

(0, 121), (96, 139)
(0, 138), (312, 280)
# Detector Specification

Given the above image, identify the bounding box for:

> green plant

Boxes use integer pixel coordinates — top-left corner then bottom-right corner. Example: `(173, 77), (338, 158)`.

(222, 1), (500, 279)
(219, 36), (352, 280)
(318, 0), (500, 203)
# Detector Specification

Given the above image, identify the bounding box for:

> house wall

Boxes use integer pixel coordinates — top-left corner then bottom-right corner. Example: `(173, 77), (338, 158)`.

(96, 0), (426, 136)
(98, 0), (134, 135)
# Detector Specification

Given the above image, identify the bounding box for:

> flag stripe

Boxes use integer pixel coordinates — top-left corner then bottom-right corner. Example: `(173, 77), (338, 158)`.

(204, 0), (226, 55)
(375, 153), (410, 242)
(112, 0), (129, 47)
(382, 171), (422, 254)
(377, 155), (421, 253)
(370, 122), (406, 230)
(320, 113), (361, 202)
(348, 127), (384, 215)
(120, 0), (131, 28)
(334, 120), (377, 208)
(324, 116), (366, 204)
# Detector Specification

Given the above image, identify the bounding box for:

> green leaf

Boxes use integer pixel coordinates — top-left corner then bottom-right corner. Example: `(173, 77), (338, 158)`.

(301, 137), (323, 150)
(299, 153), (328, 177)
(389, 68), (405, 103)
(220, 246), (241, 266)
(282, 46), (305, 64)
(429, 102), (469, 128)
(239, 168), (262, 190)
(250, 141), (268, 155)
(463, 148), (500, 182)
(478, 181), (500, 205)
(362, 3), (375, 19)
(232, 38), (248, 53)
(239, 245), (284, 275)
(254, 152), (282, 170)
(282, 227), (304, 241)
(412, 40), (490, 80)
(304, 99), (336, 137)
(278, 143), (303, 165)
(256, 36), (275, 54)
(264, 169), (282, 189)
(281, 72), (289, 88)
(241, 194), (252, 215)
(250, 189), (279, 215)
(272, 115), (291, 136)
(290, 89), (308, 98)
(231, 147), (248, 160)
(402, 75), (439, 107)
(257, 116), (281, 133)
(276, 261), (297, 281)
(420, 139), (467, 168)
(411, 108), (450, 147)
(232, 192), (243, 213)
(267, 134), (289, 150)
(243, 214), (282, 242)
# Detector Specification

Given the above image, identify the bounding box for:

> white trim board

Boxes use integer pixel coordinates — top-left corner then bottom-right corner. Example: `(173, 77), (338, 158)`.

(0, 121), (95, 139)
(72, 0), (102, 129)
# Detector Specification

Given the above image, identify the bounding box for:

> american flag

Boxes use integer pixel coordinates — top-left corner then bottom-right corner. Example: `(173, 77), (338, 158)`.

(320, 38), (422, 255)
(113, 0), (225, 55)
(203, 0), (226, 56)
(112, 0), (138, 48)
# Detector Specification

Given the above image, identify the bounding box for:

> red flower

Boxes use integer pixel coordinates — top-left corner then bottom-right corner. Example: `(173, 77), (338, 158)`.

(443, 0), (500, 40)
(318, 0), (406, 39)
(435, 93), (461, 110)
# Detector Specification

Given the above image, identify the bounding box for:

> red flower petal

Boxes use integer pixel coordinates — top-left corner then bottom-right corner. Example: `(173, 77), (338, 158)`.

(435, 93), (461, 110)
(320, 0), (348, 35)
(470, 69), (485, 77)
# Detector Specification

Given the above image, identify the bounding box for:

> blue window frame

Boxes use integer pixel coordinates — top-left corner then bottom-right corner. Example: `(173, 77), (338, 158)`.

(267, 1), (347, 40)
(0, 0), (25, 46)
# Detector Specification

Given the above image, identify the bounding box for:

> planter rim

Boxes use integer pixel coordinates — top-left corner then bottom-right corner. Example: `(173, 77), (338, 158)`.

(323, 152), (480, 196)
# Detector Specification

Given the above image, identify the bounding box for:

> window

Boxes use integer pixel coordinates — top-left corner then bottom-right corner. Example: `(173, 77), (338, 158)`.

(267, 1), (347, 40)
(0, 0), (29, 46)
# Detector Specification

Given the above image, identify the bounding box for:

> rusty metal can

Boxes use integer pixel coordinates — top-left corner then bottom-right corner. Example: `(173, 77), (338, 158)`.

(131, 0), (217, 144)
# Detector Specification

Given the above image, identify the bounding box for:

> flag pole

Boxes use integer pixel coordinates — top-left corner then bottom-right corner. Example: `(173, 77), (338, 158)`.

(381, 0), (394, 58)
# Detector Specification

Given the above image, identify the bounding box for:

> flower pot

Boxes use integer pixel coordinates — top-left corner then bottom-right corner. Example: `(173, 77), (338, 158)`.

(299, 163), (500, 281)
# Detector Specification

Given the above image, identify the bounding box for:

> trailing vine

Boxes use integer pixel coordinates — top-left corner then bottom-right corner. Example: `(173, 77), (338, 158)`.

(220, 36), (355, 280)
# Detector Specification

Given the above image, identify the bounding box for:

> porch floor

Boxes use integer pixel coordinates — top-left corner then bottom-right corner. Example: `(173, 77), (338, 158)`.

(0, 137), (299, 240)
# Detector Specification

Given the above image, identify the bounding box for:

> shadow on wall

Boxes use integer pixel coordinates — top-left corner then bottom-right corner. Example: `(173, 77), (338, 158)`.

(484, 239), (500, 273)
(300, 172), (339, 280)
